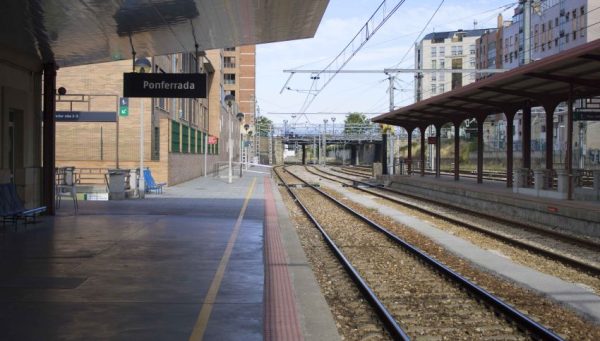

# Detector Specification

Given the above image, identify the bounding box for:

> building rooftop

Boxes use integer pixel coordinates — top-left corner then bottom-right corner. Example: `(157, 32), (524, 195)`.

(423, 28), (494, 41)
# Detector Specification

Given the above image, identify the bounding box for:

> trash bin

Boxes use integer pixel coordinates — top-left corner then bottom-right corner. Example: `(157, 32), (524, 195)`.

(108, 169), (129, 200)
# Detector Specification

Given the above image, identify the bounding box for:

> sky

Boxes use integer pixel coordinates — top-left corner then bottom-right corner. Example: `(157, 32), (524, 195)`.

(256, 0), (517, 126)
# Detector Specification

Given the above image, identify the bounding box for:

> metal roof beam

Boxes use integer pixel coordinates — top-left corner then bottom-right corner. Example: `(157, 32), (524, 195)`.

(524, 72), (600, 89)
(579, 54), (600, 62)
(448, 96), (512, 111)
(427, 103), (487, 116)
(479, 86), (543, 102)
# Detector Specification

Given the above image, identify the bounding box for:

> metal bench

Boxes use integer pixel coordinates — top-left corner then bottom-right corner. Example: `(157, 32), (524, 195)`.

(0, 183), (46, 230)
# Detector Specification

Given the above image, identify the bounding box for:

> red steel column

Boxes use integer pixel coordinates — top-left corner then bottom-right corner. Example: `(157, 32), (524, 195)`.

(435, 124), (441, 178)
(406, 127), (413, 174)
(505, 110), (515, 188)
(477, 117), (484, 184)
(544, 103), (557, 171)
(43, 63), (56, 215)
(420, 126), (426, 176)
(454, 121), (460, 181)
(523, 104), (531, 169)
(566, 85), (574, 199)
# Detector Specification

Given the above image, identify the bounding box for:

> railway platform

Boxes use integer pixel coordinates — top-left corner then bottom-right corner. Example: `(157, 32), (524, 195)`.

(387, 173), (600, 237)
(0, 173), (339, 340)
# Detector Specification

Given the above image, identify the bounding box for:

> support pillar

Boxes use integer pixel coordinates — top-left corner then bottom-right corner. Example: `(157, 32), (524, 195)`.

(420, 126), (426, 176)
(523, 104), (531, 169)
(544, 103), (557, 171)
(566, 85), (574, 199)
(43, 63), (56, 215)
(407, 127), (413, 174)
(302, 144), (306, 165)
(505, 110), (515, 188)
(477, 117), (484, 184)
(350, 145), (357, 165)
(382, 133), (388, 175)
(435, 124), (441, 178)
(454, 122), (460, 181)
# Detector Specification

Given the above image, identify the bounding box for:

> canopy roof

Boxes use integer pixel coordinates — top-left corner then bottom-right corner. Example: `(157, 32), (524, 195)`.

(373, 39), (600, 128)
(1, 0), (328, 67)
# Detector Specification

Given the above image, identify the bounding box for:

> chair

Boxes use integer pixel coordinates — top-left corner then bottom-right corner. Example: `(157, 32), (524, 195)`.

(1, 183), (46, 229)
(56, 167), (78, 212)
(143, 169), (166, 194)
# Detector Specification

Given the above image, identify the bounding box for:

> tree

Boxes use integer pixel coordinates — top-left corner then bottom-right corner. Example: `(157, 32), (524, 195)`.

(344, 112), (370, 134)
(255, 116), (273, 137)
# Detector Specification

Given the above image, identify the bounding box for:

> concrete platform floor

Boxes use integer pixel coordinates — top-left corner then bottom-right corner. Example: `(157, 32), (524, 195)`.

(0, 173), (339, 340)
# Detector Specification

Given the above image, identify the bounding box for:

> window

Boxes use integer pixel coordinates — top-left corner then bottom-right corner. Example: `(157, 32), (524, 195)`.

(581, 6), (585, 16)
(431, 84), (437, 94)
(555, 18), (558, 27)
(223, 56), (236, 68)
(573, 10), (576, 19)
(438, 84), (444, 93)
(431, 46), (437, 57)
(438, 47), (445, 57)
(431, 60), (437, 69)
(566, 12), (570, 21)
(555, 38), (558, 47)
(469, 44), (476, 55)
(439, 72), (445, 81)
(182, 125), (189, 153)
(573, 31), (577, 40)
(224, 47), (236, 51)
(469, 57), (475, 67)
(224, 73), (236, 84)
(225, 90), (235, 98)
(431, 73), (437, 81)
(190, 129), (196, 154)
(171, 121), (180, 153)
(439, 59), (445, 69)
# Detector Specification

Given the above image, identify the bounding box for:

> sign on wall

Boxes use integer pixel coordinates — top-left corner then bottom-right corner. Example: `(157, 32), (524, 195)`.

(574, 109), (600, 121)
(119, 97), (129, 116)
(123, 73), (207, 98)
(55, 111), (117, 122)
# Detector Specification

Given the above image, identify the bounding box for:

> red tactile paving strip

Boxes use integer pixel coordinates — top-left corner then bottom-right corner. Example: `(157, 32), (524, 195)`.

(263, 178), (304, 341)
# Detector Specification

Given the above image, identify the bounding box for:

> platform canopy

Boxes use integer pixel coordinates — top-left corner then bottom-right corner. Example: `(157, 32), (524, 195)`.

(372, 38), (600, 128)
(1, 0), (328, 67)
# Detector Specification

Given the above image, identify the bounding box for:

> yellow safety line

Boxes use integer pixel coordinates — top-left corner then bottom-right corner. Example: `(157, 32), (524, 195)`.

(189, 178), (257, 341)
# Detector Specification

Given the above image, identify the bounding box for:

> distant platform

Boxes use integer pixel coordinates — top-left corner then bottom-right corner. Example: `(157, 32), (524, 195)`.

(386, 174), (600, 237)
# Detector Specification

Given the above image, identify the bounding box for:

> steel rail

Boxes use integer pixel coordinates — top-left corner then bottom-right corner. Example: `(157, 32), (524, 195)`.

(273, 166), (410, 340)
(308, 166), (600, 275)
(284, 166), (564, 341)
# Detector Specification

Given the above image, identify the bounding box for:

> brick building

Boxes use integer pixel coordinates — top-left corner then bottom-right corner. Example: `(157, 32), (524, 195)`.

(55, 46), (255, 186)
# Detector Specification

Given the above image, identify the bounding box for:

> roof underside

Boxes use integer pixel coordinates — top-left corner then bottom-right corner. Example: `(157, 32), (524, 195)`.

(1, 0), (329, 67)
(373, 39), (600, 128)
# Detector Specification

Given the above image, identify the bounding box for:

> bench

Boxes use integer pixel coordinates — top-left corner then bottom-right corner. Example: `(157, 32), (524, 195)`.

(0, 183), (46, 229)
(143, 169), (166, 194)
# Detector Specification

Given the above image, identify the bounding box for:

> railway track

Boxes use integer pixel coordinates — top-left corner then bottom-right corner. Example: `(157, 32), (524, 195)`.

(275, 165), (563, 340)
(309, 165), (600, 277)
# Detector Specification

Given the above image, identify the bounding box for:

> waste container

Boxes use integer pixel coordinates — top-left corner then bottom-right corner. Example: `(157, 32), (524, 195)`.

(108, 169), (129, 200)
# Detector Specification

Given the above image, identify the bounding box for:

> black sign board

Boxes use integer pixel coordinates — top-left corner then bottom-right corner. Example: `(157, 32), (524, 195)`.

(123, 73), (206, 98)
(55, 111), (117, 122)
(574, 109), (600, 121)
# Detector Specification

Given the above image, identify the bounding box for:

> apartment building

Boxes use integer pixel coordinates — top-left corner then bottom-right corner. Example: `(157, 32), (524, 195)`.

(415, 29), (490, 101)
(474, 1), (600, 167)
(55, 46), (255, 185)
(222, 46), (256, 128)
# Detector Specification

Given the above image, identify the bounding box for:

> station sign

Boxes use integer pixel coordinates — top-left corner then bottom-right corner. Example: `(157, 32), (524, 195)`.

(208, 136), (218, 145)
(55, 111), (117, 122)
(123, 73), (207, 98)
(574, 109), (600, 121)
(427, 136), (437, 144)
